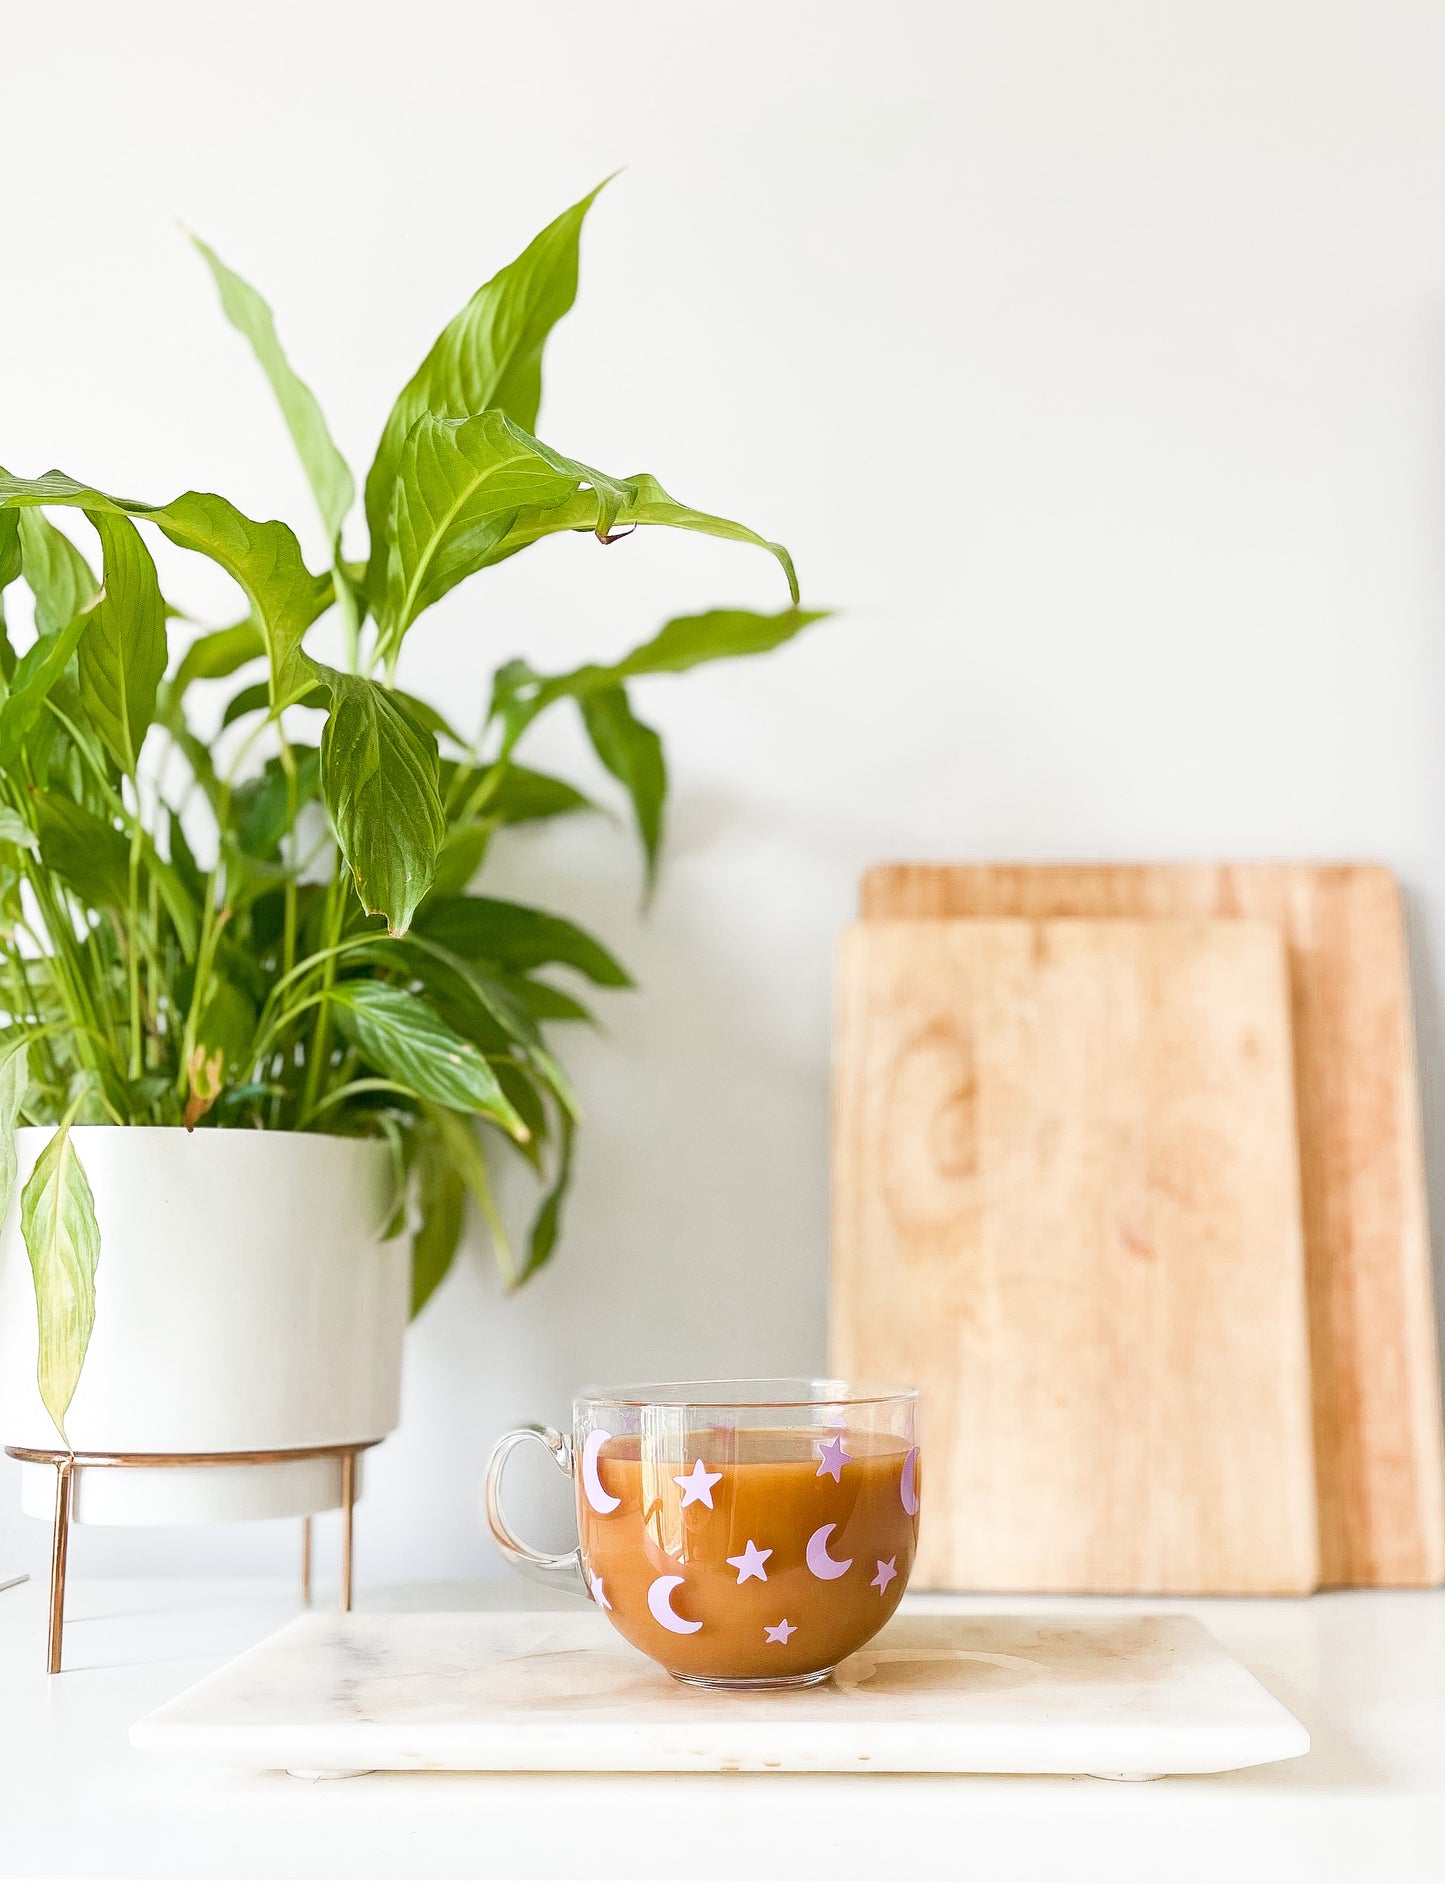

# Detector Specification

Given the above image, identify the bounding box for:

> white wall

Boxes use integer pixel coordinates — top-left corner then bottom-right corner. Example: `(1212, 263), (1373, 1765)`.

(4, 0), (1445, 1583)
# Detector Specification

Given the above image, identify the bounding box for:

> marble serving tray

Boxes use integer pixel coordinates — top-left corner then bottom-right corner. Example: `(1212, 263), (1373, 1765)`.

(130, 1608), (1309, 1779)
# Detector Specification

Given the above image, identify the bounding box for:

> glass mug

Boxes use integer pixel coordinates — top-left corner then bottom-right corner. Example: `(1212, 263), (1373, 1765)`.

(485, 1378), (920, 1689)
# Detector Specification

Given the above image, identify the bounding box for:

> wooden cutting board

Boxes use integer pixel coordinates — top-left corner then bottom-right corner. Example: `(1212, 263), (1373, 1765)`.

(832, 918), (1319, 1594)
(861, 863), (1445, 1588)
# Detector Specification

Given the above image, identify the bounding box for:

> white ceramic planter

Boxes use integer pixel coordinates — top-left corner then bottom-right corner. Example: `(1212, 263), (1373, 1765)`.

(0, 1127), (409, 1526)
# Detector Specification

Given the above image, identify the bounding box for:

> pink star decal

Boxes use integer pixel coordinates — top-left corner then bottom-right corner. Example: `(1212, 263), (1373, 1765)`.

(589, 1571), (612, 1610)
(816, 1434), (853, 1482)
(673, 1458), (722, 1509)
(726, 1539), (772, 1583)
(870, 1556), (898, 1594)
(764, 1618), (797, 1644)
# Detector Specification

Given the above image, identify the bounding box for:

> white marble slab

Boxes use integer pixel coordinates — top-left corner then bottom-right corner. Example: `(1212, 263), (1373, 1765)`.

(129, 1608), (1308, 1779)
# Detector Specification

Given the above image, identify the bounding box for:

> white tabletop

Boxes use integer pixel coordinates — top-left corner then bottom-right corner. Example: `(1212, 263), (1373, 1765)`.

(1, 1577), (1441, 1883)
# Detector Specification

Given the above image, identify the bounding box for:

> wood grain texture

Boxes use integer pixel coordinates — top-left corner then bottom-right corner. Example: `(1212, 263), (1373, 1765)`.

(860, 862), (1445, 1588)
(832, 919), (1319, 1594)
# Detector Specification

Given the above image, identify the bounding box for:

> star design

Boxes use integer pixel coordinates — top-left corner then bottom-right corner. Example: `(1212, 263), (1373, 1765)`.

(726, 1539), (772, 1583)
(589, 1571), (612, 1610)
(815, 1434), (853, 1482)
(673, 1458), (723, 1509)
(764, 1618), (797, 1644)
(870, 1556), (898, 1594)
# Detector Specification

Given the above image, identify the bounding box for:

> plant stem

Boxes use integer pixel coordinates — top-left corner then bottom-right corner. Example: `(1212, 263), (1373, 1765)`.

(26, 886), (102, 1069)
(299, 1076), (415, 1127)
(298, 864), (348, 1124)
(175, 715), (269, 1098)
(248, 990), (328, 1073)
(277, 737), (299, 984)
(126, 811), (143, 1080)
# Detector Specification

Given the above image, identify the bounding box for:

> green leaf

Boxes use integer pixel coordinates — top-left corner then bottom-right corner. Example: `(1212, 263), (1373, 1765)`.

(218, 680), (271, 728)
(64, 1069), (109, 1125)
(504, 975), (595, 1024)
(347, 937), (563, 1093)
(195, 975), (257, 1078)
(410, 1130), (464, 1315)
(0, 810), (38, 856)
(400, 945), (572, 1119)
(191, 233), (355, 543)
(364, 180), (610, 599)
(20, 1106), (101, 1445)
(166, 806), (206, 904)
(314, 667), (447, 936)
(604, 604), (830, 681)
(378, 411), (600, 657)
(169, 619), (266, 696)
(494, 1060), (549, 1166)
(169, 721), (222, 815)
(430, 824), (488, 898)
(518, 1108), (575, 1284)
(33, 794), (198, 956)
(0, 604), (94, 767)
(0, 1040), (29, 1225)
(326, 980), (526, 1132)
(426, 1102), (513, 1278)
(484, 607), (827, 876)
(221, 676), (328, 729)
(152, 847), (201, 961)
(0, 474), (331, 711)
(232, 747), (322, 860)
(607, 477), (800, 600)
(479, 761), (594, 824)
(16, 510), (100, 635)
(365, 1112), (411, 1240)
(34, 795), (130, 908)
(579, 685), (666, 886)
(486, 473), (801, 602)
(79, 513), (168, 776)
(376, 412), (797, 660)
(0, 507), (19, 592)
(392, 689), (466, 748)
(438, 754), (595, 825)
(412, 894), (632, 987)
(497, 609), (826, 733)
(132, 493), (328, 712)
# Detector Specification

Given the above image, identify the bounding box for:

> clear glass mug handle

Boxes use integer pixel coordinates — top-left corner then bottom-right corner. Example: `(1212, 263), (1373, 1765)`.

(484, 1424), (589, 1596)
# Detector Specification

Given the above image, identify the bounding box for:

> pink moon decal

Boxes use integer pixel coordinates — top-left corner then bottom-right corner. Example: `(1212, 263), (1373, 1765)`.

(805, 1522), (853, 1580)
(646, 1573), (703, 1635)
(900, 1446), (919, 1517)
(581, 1429), (621, 1515)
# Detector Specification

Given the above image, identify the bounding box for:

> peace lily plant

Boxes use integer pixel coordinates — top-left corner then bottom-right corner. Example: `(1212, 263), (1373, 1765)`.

(0, 181), (822, 1444)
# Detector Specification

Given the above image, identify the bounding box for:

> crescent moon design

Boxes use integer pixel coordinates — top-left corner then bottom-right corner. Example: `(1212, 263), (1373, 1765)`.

(805, 1522), (853, 1581)
(646, 1573), (703, 1635)
(900, 1446), (919, 1517)
(581, 1429), (621, 1515)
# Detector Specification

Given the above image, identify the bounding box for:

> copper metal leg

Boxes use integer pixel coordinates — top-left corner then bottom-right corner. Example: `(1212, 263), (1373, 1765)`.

(6, 1439), (379, 1669)
(47, 1458), (73, 1676)
(339, 1451), (355, 1612)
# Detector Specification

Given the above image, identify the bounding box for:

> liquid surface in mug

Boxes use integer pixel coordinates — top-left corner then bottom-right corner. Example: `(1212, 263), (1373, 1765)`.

(576, 1427), (919, 1680)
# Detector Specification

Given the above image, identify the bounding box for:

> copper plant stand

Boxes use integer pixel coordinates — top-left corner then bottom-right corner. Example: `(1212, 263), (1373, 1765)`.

(5, 1440), (379, 1673)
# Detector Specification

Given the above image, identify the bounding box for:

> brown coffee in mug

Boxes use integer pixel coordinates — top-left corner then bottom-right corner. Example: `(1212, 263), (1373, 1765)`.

(486, 1379), (920, 1688)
